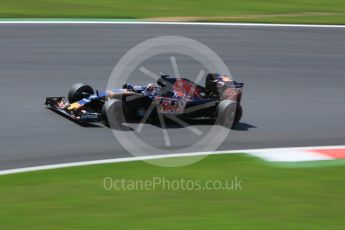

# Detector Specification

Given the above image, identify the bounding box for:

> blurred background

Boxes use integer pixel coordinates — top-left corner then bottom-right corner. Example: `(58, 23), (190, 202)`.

(0, 1), (344, 230)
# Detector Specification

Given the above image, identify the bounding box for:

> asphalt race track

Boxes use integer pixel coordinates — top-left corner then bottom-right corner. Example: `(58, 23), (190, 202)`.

(0, 23), (344, 170)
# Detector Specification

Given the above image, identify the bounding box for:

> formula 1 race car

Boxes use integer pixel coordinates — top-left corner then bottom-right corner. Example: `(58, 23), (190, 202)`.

(45, 73), (244, 128)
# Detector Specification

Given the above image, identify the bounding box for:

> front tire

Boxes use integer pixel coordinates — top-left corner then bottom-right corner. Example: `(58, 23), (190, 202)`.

(68, 83), (94, 103)
(101, 99), (125, 128)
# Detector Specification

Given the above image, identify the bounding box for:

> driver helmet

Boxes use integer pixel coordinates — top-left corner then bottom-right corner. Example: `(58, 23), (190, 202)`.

(145, 83), (161, 94)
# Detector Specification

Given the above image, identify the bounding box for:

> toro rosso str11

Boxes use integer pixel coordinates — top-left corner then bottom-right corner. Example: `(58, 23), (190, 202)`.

(45, 73), (244, 128)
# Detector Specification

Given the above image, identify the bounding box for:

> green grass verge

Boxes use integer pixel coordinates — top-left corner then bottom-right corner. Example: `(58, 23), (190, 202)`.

(0, 0), (345, 24)
(0, 154), (344, 229)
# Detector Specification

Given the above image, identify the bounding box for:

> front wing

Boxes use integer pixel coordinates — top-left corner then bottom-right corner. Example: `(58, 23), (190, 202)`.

(45, 97), (101, 124)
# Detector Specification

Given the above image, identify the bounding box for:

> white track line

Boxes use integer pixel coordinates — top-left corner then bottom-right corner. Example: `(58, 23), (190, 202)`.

(1, 145), (344, 176)
(0, 20), (344, 28)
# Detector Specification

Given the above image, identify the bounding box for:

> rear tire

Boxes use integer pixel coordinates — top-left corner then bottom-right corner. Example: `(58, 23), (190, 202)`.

(216, 99), (237, 128)
(234, 105), (243, 125)
(68, 83), (94, 103)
